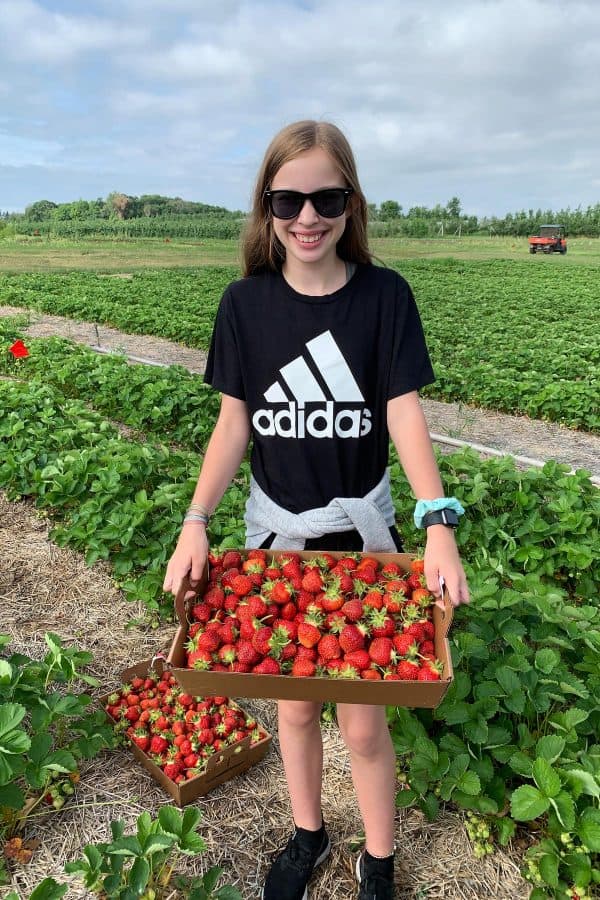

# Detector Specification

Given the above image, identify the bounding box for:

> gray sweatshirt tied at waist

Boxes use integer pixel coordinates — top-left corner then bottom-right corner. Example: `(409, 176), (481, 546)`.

(244, 469), (398, 551)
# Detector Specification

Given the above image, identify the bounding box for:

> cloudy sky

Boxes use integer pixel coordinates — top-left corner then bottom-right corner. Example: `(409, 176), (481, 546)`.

(1, 0), (599, 217)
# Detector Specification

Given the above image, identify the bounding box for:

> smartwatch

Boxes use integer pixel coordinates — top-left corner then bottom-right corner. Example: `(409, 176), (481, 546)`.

(421, 508), (460, 529)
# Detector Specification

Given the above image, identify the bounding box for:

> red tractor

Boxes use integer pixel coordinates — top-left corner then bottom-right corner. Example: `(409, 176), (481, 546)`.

(528, 224), (567, 254)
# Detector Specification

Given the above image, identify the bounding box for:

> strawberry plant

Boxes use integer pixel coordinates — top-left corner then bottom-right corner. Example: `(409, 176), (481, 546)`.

(64, 807), (242, 899)
(0, 634), (116, 872)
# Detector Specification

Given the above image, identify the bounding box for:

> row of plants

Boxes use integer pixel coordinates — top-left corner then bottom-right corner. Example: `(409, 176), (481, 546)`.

(1, 258), (598, 428)
(1, 328), (220, 454)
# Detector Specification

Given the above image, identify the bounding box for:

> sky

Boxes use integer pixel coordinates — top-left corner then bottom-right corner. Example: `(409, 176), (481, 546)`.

(1, 0), (599, 217)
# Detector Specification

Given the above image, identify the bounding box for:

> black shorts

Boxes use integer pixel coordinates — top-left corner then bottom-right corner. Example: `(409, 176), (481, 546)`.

(258, 525), (403, 553)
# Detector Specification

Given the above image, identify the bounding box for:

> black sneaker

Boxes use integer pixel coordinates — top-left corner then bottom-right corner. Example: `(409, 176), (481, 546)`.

(355, 849), (395, 900)
(261, 824), (331, 900)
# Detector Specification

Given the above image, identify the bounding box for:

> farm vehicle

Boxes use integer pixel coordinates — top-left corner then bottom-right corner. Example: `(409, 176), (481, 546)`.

(528, 224), (567, 254)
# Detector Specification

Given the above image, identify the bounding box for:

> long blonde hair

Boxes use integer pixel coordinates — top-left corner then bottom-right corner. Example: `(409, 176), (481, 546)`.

(242, 120), (371, 276)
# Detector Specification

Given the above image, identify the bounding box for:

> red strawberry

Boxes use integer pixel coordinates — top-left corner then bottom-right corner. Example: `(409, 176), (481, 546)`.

(397, 660), (419, 681)
(253, 658), (281, 675)
(405, 623), (426, 643)
(368, 609), (395, 638)
(197, 630), (221, 653)
(362, 588), (384, 610)
(131, 729), (150, 752)
(230, 574), (253, 597)
(341, 599), (364, 622)
(381, 562), (401, 577)
(392, 633), (419, 658)
(343, 649), (371, 671)
(368, 637), (393, 667)
(361, 668), (382, 680)
(339, 624), (365, 654)
(149, 735), (169, 754)
(301, 568), (324, 593)
(204, 587), (225, 610)
(417, 665), (440, 681)
(187, 649), (213, 670)
(252, 626), (273, 656)
(410, 558), (425, 575)
(222, 551), (242, 570)
(317, 634), (341, 661)
(271, 580), (294, 605)
(297, 621), (321, 648)
(422, 620), (435, 640)
(236, 641), (261, 667)
(291, 658), (316, 677)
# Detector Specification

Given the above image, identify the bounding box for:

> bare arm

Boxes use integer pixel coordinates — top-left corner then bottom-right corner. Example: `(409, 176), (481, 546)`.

(387, 391), (469, 606)
(163, 394), (251, 597)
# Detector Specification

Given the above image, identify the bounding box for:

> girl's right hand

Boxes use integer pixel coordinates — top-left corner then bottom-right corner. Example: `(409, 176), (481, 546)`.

(162, 523), (209, 599)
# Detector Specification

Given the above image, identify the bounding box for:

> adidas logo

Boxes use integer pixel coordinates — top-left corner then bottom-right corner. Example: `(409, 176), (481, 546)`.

(252, 330), (372, 439)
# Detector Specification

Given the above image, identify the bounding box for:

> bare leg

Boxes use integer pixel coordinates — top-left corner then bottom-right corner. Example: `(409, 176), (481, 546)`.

(336, 703), (396, 856)
(277, 699), (324, 829)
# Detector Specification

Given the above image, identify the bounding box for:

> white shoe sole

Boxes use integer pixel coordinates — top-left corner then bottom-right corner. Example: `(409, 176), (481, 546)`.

(260, 839), (331, 900)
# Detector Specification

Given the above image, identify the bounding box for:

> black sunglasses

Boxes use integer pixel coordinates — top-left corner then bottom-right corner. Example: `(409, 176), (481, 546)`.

(264, 188), (353, 219)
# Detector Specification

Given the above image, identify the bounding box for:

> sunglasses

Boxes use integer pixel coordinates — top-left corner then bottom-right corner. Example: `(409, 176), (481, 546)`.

(264, 188), (353, 219)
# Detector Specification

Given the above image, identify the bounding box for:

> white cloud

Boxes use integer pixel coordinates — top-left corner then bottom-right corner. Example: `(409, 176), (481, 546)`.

(0, 0), (599, 214)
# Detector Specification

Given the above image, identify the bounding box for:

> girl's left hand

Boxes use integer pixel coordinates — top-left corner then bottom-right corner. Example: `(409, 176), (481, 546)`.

(423, 525), (470, 608)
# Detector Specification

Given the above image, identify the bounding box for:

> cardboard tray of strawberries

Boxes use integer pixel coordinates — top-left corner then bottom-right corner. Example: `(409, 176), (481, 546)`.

(167, 550), (454, 707)
(100, 658), (272, 806)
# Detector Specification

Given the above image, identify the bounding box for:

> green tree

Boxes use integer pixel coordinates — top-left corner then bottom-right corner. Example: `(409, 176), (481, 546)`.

(379, 200), (402, 221)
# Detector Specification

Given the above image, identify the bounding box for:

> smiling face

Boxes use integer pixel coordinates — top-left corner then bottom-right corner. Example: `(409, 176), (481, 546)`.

(270, 146), (351, 271)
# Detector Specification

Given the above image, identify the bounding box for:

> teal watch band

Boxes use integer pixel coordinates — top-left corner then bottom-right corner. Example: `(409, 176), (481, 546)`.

(414, 497), (465, 529)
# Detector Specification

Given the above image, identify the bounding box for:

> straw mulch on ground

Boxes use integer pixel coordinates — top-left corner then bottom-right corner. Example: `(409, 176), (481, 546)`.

(0, 491), (530, 899)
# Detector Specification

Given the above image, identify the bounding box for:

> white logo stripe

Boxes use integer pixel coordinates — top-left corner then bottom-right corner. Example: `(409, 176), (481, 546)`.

(306, 331), (364, 402)
(264, 381), (289, 403)
(280, 357), (328, 402)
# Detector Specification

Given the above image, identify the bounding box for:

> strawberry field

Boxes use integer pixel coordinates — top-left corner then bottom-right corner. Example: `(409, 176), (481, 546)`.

(1, 247), (599, 900)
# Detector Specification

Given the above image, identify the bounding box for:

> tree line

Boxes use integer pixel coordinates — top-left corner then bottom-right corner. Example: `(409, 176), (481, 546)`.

(2, 193), (600, 237)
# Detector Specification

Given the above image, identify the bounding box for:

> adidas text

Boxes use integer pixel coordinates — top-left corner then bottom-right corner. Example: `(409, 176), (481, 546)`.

(252, 402), (372, 439)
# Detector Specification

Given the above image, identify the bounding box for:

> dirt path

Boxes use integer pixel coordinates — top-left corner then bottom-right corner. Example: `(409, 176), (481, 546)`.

(2, 304), (599, 478)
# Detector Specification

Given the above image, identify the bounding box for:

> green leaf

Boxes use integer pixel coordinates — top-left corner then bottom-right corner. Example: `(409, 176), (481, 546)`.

(549, 791), (575, 831)
(29, 878), (68, 900)
(510, 785), (550, 821)
(0, 780), (25, 809)
(0, 702), (27, 737)
(535, 735), (565, 763)
(129, 856), (150, 894)
(532, 758), (561, 798)
(538, 852), (559, 889)
(158, 804), (183, 837)
(495, 817), (516, 846)
(566, 769), (600, 798)
(395, 787), (418, 808)
(141, 833), (174, 855)
(577, 808), (600, 852)
(109, 835), (143, 857)
(508, 751), (533, 778)
(456, 770), (481, 796)
(534, 648), (560, 673)
(0, 660), (12, 683)
(28, 733), (53, 765)
(420, 791), (440, 822)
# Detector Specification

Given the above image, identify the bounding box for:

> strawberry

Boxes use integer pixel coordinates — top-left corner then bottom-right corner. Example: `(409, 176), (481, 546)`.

(341, 598), (364, 622)
(405, 623), (426, 643)
(411, 587), (433, 609)
(361, 668), (382, 680)
(343, 649), (371, 671)
(422, 620), (435, 640)
(187, 649), (213, 670)
(271, 580), (294, 605)
(291, 658), (316, 677)
(396, 660), (419, 681)
(417, 665), (440, 681)
(381, 562), (401, 577)
(368, 637), (393, 667)
(301, 567), (324, 593)
(247, 595), (268, 617)
(339, 624), (365, 654)
(317, 634), (341, 661)
(362, 588), (384, 610)
(163, 762), (182, 781)
(368, 609), (395, 638)
(242, 558), (266, 575)
(197, 630), (221, 653)
(297, 621), (321, 648)
(407, 572), (426, 592)
(218, 644), (237, 665)
(392, 633), (419, 659)
(247, 549), (267, 563)
(410, 558), (425, 575)
(222, 550), (242, 570)
(131, 729), (150, 752)
(236, 641), (261, 667)
(252, 626), (273, 656)
(420, 640), (435, 656)
(230, 574), (253, 597)
(280, 601), (297, 621)
(204, 587), (225, 610)
(149, 735), (169, 755)
(253, 658), (281, 675)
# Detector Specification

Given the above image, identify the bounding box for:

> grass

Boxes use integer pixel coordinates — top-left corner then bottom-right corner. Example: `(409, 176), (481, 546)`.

(0, 234), (599, 273)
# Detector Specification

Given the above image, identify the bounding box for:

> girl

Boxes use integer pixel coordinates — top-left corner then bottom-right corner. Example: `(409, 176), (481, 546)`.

(163, 120), (469, 900)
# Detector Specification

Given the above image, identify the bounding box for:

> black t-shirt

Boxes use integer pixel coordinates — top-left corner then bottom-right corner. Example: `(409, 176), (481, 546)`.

(204, 263), (435, 514)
